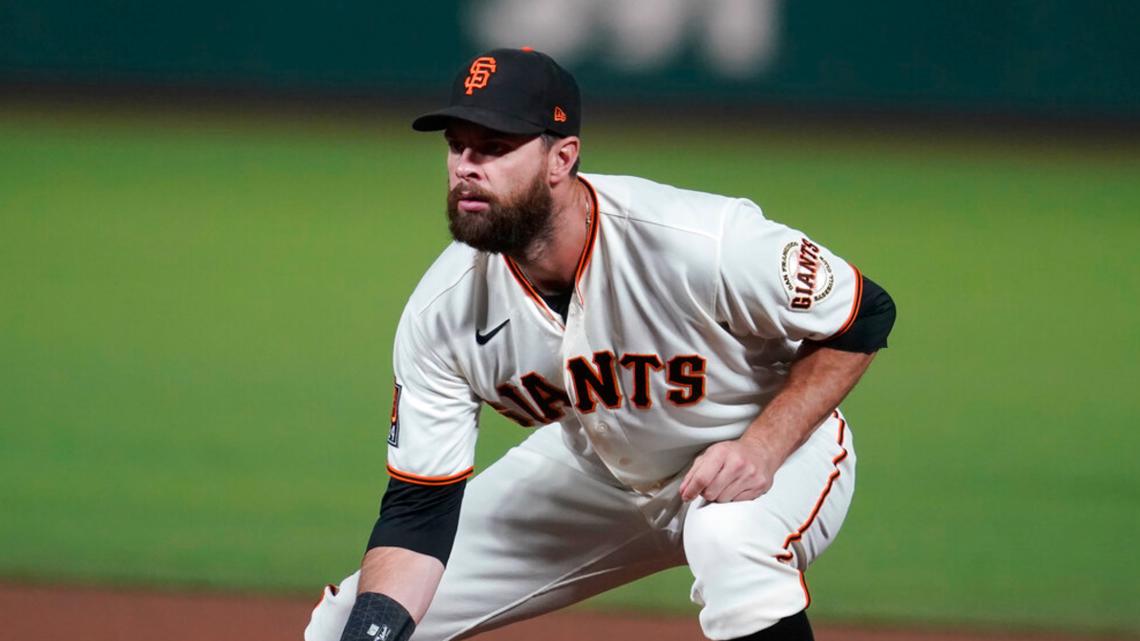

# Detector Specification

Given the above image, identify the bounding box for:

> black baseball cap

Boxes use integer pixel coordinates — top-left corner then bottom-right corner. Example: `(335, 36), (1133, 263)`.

(412, 47), (580, 137)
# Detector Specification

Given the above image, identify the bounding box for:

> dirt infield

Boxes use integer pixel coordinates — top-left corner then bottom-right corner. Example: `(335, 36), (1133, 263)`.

(0, 581), (1126, 641)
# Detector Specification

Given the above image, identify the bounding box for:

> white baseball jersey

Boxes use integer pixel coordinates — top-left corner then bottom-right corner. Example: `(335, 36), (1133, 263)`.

(386, 173), (862, 493)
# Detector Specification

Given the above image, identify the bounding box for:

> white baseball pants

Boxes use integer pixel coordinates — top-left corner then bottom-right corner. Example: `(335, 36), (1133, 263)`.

(305, 413), (855, 641)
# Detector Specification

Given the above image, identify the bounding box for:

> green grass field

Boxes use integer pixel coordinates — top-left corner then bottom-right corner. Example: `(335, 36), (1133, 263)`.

(1, 105), (1137, 635)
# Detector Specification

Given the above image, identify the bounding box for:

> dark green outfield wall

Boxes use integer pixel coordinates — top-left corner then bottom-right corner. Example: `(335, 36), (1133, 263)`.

(2, 1), (1137, 117)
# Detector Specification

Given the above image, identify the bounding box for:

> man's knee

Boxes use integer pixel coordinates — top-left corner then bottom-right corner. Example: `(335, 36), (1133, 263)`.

(683, 502), (811, 640)
(684, 501), (784, 572)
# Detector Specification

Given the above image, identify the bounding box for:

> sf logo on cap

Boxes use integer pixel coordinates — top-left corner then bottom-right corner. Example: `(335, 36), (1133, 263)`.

(464, 56), (497, 95)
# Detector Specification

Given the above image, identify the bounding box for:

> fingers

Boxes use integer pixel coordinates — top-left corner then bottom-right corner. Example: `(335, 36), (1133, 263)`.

(704, 473), (771, 503)
(711, 474), (752, 503)
(728, 480), (769, 503)
(680, 446), (726, 501)
(681, 442), (774, 503)
(701, 455), (749, 501)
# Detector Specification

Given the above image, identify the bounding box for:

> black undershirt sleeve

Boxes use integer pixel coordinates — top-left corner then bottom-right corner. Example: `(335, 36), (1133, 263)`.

(814, 275), (896, 353)
(367, 476), (466, 565)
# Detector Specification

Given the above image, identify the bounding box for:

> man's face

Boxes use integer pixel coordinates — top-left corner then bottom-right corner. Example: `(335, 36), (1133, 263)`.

(444, 122), (554, 255)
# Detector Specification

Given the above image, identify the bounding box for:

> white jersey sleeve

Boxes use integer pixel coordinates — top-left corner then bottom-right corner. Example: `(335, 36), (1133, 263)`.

(385, 305), (480, 486)
(715, 199), (863, 342)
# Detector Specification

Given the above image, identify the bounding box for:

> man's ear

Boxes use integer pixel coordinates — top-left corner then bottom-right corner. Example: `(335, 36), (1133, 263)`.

(549, 136), (580, 184)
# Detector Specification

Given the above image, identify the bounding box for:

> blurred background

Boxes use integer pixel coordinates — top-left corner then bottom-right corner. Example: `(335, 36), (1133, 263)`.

(1, 1), (1138, 639)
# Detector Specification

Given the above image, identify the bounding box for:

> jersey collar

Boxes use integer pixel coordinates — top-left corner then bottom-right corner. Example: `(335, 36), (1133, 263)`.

(503, 176), (600, 325)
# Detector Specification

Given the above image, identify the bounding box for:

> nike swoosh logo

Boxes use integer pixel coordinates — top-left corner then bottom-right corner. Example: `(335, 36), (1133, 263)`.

(475, 319), (510, 345)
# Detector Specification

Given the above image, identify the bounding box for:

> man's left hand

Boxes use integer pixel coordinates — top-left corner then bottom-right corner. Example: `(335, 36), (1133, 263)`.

(679, 436), (782, 503)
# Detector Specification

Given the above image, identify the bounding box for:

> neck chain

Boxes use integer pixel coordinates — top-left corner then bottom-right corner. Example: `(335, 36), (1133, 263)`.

(581, 180), (592, 230)
(517, 182), (591, 295)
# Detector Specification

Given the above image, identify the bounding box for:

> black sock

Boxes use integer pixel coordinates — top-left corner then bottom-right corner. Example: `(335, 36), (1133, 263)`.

(730, 610), (813, 641)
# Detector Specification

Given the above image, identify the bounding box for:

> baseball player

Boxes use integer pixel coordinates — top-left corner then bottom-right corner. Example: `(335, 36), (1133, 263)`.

(306, 48), (895, 641)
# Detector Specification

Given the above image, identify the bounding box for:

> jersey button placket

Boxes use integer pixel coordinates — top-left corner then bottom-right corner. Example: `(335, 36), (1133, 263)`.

(561, 288), (590, 429)
(561, 270), (635, 480)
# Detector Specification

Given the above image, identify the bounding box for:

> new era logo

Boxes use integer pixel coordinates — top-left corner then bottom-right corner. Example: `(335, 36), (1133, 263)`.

(553, 106), (567, 122)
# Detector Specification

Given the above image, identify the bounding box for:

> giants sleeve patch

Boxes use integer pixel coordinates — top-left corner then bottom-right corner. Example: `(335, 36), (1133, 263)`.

(388, 382), (402, 447)
(780, 238), (835, 311)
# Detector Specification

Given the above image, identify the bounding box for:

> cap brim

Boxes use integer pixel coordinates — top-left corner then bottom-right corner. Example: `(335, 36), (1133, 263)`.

(412, 106), (546, 135)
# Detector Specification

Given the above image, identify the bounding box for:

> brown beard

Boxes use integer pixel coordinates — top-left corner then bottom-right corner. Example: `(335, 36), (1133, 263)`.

(446, 171), (554, 256)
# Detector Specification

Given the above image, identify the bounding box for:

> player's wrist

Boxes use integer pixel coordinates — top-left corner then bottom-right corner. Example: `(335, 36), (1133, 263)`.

(736, 429), (792, 473)
(338, 592), (415, 641)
